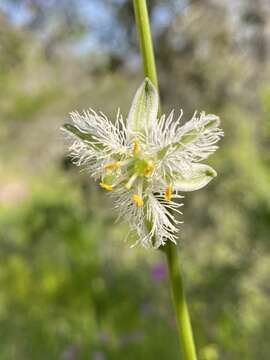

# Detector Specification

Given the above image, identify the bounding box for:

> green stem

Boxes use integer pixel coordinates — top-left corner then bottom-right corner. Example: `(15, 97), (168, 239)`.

(133, 0), (158, 91)
(163, 243), (198, 360)
(133, 1), (197, 359)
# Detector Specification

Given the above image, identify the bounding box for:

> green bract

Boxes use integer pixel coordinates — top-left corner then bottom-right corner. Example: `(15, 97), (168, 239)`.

(127, 78), (159, 135)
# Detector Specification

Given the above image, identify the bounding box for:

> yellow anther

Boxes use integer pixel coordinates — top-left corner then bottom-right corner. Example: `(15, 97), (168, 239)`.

(99, 182), (113, 191)
(164, 185), (172, 201)
(132, 138), (140, 156)
(104, 161), (121, 170)
(144, 160), (155, 177)
(131, 194), (144, 207)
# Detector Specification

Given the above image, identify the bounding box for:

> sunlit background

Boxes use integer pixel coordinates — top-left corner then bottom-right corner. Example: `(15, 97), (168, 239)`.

(1, 0), (270, 359)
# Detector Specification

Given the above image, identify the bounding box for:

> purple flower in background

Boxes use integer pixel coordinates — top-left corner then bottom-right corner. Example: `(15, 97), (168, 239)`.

(151, 262), (166, 281)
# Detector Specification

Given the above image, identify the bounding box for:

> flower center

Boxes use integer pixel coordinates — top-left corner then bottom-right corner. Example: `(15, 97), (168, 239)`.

(99, 138), (156, 194)
(133, 158), (155, 177)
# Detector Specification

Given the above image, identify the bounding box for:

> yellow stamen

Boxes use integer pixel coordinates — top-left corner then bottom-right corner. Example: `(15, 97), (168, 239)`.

(164, 185), (172, 201)
(131, 194), (144, 207)
(144, 160), (155, 177)
(99, 182), (113, 191)
(132, 138), (140, 156)
(104, 161), (121, 170)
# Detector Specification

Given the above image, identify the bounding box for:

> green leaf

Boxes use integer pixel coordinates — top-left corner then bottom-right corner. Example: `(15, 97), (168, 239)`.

(173, 164), (217, 192)
(127, 78), (158, 135)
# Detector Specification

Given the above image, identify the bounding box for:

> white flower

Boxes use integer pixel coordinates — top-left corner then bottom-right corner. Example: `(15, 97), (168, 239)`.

(62, 78), (224, 248)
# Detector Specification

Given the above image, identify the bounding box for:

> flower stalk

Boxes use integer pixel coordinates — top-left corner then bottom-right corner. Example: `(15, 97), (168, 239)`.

(133, 0), (158, 92)
(133, 1), (198, 359)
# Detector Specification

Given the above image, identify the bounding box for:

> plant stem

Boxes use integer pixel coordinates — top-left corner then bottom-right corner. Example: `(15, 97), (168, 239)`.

(163, 242), (198, 360)
(133, 1), (198, 359)
(133, 0), (158, 91)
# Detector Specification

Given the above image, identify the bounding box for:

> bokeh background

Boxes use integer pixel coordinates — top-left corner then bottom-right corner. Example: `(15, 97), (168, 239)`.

(1, 0), (270, 359)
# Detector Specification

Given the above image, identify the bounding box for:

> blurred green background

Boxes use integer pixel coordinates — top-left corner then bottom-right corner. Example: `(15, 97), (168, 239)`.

(1, 0), (270, 359)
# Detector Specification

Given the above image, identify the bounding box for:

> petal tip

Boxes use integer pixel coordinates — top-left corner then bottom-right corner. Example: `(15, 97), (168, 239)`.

(206, 168), (217, 178)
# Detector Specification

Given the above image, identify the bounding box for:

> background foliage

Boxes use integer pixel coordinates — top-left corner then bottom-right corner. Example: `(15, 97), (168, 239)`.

(0, 0), (270, 359)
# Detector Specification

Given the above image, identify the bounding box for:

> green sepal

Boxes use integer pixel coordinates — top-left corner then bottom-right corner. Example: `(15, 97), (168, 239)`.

(173, 164), (217, 192)
(157, 114), (220, 160)
(127, 78), (158, 136)
(179, 114), (220, 145)
(62, 124), (95, 143)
